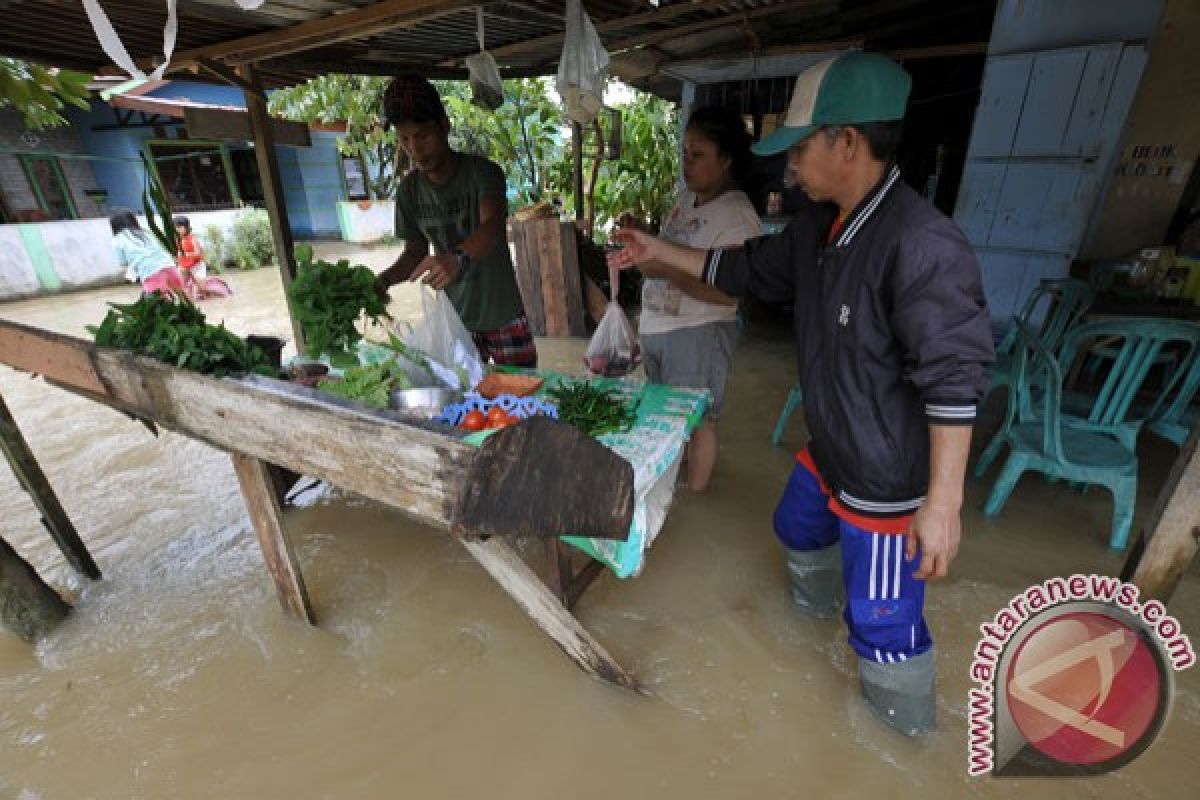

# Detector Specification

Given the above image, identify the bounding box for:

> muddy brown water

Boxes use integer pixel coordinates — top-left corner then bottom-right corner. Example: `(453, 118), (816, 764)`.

(1, 244), (1198, 798)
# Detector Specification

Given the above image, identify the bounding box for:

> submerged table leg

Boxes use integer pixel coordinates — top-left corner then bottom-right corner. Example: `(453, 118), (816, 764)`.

(462, 537), (639, 691)
(232, 453), (315, 624)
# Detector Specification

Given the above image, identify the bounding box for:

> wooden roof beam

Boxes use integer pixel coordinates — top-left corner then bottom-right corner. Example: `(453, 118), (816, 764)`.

(167, 0), (482, 69)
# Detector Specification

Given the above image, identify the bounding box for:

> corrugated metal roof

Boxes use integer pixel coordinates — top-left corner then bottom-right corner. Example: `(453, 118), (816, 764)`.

(0, 0), (995, 96)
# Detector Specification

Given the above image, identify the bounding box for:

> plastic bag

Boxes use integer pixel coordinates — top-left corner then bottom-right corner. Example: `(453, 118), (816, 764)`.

(466, 8), (504, 110)
(394, 288), (484, 391)
(584, 264), (640, 377)
(556, 0), (609, 125)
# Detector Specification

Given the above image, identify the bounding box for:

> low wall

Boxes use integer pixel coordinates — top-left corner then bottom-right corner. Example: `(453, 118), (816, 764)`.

(337, 201), (395, 243)
(1, 209), (248, 301)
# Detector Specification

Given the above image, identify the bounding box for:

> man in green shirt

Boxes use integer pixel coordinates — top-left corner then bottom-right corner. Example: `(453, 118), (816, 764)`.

(376, 76), (536, 367)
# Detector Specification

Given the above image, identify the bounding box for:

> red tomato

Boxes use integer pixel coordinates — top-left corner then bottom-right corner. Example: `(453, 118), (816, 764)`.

(461, 410), (486, 431)
(486, 406), (510, 427)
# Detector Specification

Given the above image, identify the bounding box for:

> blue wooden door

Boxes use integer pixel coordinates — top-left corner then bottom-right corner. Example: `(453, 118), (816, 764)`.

(954, 43), (1147, 326)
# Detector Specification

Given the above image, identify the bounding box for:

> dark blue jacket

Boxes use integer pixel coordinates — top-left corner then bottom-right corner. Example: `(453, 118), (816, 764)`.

(704, 166), (995, 521)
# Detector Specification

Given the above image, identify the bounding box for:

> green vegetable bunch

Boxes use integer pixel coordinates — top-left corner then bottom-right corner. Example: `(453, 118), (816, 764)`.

(546, 381), (639, 438)
(89, 292), (275, 378)
(289, 245), (389, 366)
(317, 360), (411, 409)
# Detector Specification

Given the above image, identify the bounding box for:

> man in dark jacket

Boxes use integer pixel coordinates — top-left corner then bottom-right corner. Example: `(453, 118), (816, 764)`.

(611, 52), (994, 735)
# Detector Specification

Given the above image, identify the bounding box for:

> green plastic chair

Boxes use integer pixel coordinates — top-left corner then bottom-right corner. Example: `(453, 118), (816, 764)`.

(986, 278), (1095, 400)
(771, 382), (803, 446)
(1146, 335), (1200, 446)
(976, 318), (1200, 549)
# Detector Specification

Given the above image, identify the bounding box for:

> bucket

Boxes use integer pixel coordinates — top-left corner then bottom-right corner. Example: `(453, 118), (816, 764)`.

(246, 335), (286, 369)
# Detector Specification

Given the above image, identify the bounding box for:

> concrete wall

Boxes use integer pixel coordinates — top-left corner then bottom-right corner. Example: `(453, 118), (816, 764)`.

(1082, 0), (1200, 258)
(337, 200), (395, 243)
(69, 100), (184, 213)
(0, 109), (106, 220)
(0, 208), (249, 301)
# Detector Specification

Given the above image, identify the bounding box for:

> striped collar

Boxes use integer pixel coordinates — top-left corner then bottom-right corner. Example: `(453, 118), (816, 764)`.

(831, 164), (902, 248)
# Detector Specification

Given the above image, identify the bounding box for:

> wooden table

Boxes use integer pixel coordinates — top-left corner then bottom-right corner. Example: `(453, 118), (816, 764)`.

(0, 318), (652, 689)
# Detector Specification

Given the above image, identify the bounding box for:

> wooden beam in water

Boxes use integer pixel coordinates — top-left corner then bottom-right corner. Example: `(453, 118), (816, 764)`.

(0, 536), (70, 642)
(232, 454), (315, 624)
(1130, 424), (1200, 603)
(0, 392), (100, 580)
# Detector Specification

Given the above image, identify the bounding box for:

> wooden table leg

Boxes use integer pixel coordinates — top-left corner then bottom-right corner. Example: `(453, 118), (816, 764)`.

(232, 453), (315, 624)
(0, 392), (100, 580)
(462, 537), (640, 691)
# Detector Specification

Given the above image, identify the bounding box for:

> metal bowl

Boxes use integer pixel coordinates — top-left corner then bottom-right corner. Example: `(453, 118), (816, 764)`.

(388, 387), (463, 418)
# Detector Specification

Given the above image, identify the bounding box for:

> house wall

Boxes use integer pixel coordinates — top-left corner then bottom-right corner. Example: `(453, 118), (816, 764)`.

(1082, 0), (1200, 258)
(0, 208), (249, 301)
(953, 0), (1166, 323)
(0, 109), (106, 219)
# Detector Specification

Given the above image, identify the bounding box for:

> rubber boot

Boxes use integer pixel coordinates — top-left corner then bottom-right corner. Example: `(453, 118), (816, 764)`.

(784, 544), (843, 618)
(859, 648), (936, 736)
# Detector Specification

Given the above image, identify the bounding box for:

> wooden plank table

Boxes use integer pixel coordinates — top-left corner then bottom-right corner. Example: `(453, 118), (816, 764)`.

(0, 318), (644, 689)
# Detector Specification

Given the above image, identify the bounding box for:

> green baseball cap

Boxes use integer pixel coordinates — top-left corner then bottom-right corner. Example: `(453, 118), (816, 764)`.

(752, 52), (912, 156)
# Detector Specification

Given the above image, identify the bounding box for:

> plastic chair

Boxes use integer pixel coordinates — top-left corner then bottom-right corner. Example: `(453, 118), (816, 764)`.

(771, 382), (803, 446)
(977, 318), (1200, 549)
(986, 278), (1095, 399)
(1146, 337), (1200, 446)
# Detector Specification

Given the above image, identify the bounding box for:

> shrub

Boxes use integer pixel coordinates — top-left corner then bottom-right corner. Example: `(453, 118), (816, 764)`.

(230, 209), (275, 269)
(201, 224), (227, 273)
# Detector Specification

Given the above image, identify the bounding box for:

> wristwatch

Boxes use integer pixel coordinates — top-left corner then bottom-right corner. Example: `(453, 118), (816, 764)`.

(453, 247), (472, 274)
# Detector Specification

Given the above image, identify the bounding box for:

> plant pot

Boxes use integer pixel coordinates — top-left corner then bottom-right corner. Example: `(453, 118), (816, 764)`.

(289, 362), (329, 387)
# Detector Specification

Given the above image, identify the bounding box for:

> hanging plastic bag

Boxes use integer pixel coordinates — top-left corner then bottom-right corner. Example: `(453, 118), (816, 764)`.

(392, 287), (484, 391)
(556, 0), (609, 125)
(584, 263), (640, 377)
(466, 8), (504, 111)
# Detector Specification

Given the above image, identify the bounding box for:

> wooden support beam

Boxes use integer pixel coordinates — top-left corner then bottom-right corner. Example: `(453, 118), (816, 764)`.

(170, 0), (479, 67)
(242, 65), (306, 353)
(0, 536), (70, 642)
(462, 537), (638, 690)
(232, 454), (315, 623)
(197, 57), (260, 95)
(183, 106), (312, 148)
(0, 392), (100, 580)
(1130, 425), (1200, 603)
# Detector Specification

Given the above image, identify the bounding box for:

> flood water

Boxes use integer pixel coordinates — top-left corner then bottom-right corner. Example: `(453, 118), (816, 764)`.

(1, 243), (1198, 798)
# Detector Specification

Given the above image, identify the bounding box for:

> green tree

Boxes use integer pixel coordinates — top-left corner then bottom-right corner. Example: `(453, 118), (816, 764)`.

(0, 58), (91, 130)
(268, 74), (400, 199)
(549, 90), (680, 240)
(435, 78), (562, 205)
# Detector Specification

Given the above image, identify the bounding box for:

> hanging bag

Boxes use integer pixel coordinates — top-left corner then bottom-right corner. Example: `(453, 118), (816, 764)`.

(555, 0), (609, 125)
(465, 7), (505, 111)
(584, 262), (641, 377)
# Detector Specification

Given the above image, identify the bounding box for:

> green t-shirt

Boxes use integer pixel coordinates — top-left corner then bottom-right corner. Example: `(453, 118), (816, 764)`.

(395, 153), (525, 333)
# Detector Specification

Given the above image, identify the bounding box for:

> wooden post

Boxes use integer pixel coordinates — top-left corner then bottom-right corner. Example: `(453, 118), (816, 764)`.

(462, 537), (639, 690)
(0, 392), (100, 580)
(241, 65), (306, 353)
(232, 453), (315, 624)
(1130, 424), (1200, 603)
(572, 121), (585, 227)
(0, 537), (70, 641)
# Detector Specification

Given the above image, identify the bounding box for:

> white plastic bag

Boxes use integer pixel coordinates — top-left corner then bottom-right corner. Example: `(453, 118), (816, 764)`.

(556, 0), (609, 125)
(466, 8), (504, 110)
(584, 264), (640, 377)
(394, 288), (484, 391)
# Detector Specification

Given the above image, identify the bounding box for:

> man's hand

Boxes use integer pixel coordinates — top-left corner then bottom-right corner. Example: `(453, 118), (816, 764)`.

(411, 253), (460, 290)
(905, 502), (961, 580)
